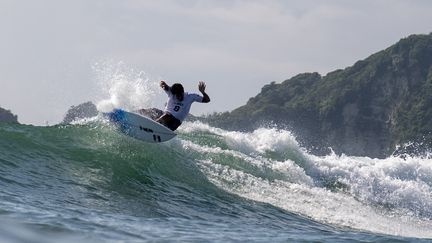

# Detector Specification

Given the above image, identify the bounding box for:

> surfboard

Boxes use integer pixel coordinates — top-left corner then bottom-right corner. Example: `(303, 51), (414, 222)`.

(104, 109), (176, 143)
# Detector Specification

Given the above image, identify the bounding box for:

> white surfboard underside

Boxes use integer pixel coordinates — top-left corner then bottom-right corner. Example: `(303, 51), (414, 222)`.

(105, 109), (176, 143)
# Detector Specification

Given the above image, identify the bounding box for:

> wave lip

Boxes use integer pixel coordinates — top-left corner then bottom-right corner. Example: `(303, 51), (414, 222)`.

(180, 121), (432, 239)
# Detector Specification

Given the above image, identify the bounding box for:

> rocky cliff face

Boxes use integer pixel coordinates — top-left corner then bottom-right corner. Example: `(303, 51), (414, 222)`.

(205, 33), (432, 158)
(62, 101), (98, 124)
(0, 107), (18, 123)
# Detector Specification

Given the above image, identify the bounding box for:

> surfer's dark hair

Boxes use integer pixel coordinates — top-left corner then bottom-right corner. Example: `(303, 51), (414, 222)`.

(171, 83), (184, 101)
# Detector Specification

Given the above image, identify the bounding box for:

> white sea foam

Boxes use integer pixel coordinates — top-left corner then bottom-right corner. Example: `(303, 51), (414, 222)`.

(93, 61), (161, 113)
(69, 116), (100, 125)
(179, 121), (303, 155)
(179, 121), (432, 238)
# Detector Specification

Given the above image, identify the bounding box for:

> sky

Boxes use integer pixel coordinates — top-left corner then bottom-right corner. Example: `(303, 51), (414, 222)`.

(1, 0), (432, 125)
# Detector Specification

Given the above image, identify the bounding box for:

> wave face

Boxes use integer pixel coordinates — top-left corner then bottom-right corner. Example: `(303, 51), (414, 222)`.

(0, 120), (431, 242)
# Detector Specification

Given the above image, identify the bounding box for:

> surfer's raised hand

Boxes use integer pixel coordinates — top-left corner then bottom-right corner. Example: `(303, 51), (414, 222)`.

(198, 81), (206, 93)
(198, 81), (210, 103)
(160, 80), (169, 91)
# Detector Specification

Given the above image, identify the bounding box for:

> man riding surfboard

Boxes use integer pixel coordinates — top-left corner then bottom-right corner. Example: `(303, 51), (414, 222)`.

(138, 81), (210, 131)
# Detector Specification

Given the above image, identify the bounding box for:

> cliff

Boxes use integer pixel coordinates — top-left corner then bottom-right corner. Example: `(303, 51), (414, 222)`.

(205, 33), (432, 158)
(62, 101), (98, 124)
(0, 107), (18, 123)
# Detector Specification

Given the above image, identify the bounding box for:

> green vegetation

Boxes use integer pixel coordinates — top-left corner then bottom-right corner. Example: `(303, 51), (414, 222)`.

(205, 33), (432, 158)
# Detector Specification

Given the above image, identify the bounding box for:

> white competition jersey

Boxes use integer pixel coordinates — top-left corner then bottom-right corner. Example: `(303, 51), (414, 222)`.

(164, 91), (203, 122)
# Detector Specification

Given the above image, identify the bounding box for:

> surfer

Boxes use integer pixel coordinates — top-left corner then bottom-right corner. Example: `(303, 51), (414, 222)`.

(152, 81), (210, 131)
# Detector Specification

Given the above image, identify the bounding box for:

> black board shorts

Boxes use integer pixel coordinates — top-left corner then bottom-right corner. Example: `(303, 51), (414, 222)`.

(156, 113), (181, 131)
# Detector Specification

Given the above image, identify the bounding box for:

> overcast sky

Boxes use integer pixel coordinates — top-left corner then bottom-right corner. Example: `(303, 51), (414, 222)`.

(1, 0), (432, 125)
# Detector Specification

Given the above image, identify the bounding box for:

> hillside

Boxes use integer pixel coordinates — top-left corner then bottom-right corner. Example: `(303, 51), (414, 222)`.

(0, 107), (18, 123)
(62, 101), (98, 124)
(205, 33), (432, 158)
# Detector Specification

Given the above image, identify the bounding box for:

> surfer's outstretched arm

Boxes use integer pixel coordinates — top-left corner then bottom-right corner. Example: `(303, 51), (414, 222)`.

(198, 81), (210, 103)
(160, 80), (170, 91)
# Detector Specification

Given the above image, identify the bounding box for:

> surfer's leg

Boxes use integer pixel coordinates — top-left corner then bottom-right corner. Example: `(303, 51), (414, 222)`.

(156, 114), (170, 129)
(156, 113), (181, 131)
(137, 108), (164, 120)
(136, 109), (149, 116)
(151, 108), (164, 120)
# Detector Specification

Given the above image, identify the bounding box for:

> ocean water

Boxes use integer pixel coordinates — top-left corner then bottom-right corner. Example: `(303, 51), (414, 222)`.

(0, 120), (431, 242)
